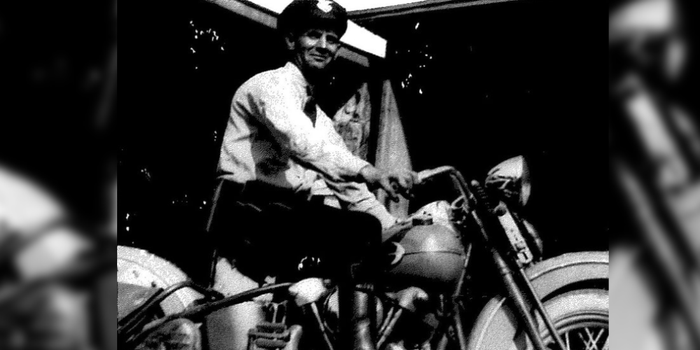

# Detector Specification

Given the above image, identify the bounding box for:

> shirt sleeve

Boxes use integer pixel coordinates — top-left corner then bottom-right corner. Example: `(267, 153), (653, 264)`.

(314, 113), (397, 229)
(241, 77), (370, 182)
(324, 180), (398, 230)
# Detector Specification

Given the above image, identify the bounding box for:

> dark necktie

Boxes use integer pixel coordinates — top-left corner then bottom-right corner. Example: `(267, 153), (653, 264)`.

(304, 90), (318, 126)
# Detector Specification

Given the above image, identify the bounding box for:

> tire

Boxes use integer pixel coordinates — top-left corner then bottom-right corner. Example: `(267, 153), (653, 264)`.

(468, 289), (608, 350)
(117, 245), (201, 315)
(529, 289), (609, 350)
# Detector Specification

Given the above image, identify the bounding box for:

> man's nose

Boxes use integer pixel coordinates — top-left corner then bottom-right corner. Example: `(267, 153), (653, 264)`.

(317, 35), (329, 50)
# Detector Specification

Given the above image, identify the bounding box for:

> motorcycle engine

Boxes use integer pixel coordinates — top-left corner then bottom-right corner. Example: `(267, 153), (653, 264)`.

(321, 287), (438, 348)
(320, 289), (384, 336)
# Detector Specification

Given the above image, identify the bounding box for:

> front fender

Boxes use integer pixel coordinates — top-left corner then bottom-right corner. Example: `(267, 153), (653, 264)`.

(466, 251), (608, 350)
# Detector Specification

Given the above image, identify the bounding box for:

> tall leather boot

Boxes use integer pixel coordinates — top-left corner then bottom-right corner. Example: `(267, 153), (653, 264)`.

(338, 283), (376, 350)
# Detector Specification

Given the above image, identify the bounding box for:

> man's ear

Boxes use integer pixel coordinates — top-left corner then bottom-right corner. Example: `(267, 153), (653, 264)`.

(284, 33), (296, 51)
(333, 41), (344, 58)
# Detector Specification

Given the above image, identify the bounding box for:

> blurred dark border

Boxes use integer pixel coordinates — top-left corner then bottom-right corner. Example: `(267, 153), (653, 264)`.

(0, 0), (117, 230)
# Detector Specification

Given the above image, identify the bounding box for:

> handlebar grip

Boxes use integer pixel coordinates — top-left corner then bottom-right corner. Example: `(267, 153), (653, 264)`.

(417, 166), (455, 184)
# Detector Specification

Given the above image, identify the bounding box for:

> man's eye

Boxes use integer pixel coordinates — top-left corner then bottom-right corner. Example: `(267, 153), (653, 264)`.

(306, 31), (322, 39)
(327, 37), (339, 46)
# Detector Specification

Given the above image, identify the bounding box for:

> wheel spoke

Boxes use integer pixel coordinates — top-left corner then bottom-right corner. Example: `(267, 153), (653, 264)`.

(577, 331), (589, 350)
(587, 328), (605, 350)
(575, 327), (606, 350)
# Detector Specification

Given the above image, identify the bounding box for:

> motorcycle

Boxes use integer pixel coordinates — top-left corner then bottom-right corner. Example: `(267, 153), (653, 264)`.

(117, 155), (609, 350)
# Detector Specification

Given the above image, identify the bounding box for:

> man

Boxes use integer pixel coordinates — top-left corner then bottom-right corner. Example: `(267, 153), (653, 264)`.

(207, 1), (417, 350)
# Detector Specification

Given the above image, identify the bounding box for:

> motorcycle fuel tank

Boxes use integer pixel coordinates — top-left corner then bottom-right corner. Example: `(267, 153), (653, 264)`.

(384, 215), (467, 292)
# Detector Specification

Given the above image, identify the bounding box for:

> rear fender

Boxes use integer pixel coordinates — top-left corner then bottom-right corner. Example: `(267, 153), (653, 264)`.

(117, 245), (201, 314)
(117, 282), (161, 321)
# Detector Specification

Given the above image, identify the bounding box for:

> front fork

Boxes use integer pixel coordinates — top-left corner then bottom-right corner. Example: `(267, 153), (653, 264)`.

(469, 202), (567, 350)
(490, 249), (564, 350)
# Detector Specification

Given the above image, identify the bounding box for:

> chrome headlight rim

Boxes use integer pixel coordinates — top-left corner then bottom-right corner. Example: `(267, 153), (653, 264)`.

(485, 155), (532, 207)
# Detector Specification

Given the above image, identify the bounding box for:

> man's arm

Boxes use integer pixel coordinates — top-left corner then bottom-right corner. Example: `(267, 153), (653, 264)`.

(246, 79), (417, 198)
(246, 80), (369, 182)
(323, 179), (398, 229)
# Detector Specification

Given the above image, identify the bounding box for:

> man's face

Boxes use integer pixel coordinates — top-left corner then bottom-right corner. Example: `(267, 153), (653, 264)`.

(287, 28), (341, 74)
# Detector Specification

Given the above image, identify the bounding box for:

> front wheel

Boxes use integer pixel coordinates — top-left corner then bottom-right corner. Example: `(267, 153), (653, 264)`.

(528, 289), (608, 350)
(467, 288), (608, 350)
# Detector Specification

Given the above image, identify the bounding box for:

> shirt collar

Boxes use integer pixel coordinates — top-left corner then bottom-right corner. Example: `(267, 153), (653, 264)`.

(284, 62), (315, 98)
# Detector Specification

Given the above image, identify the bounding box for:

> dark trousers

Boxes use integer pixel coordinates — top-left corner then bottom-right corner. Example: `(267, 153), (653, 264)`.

(208, 180), (382, 284)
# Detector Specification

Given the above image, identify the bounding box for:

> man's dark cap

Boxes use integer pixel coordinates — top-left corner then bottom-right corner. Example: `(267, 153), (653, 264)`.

(278, 0), (348, 38)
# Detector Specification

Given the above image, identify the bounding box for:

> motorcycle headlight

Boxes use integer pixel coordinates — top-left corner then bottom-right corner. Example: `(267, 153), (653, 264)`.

(485, 155), (531, 207)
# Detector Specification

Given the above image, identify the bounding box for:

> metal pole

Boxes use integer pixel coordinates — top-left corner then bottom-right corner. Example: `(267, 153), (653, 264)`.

(451, 302), (469, 350)
(309, 303), (336, 350)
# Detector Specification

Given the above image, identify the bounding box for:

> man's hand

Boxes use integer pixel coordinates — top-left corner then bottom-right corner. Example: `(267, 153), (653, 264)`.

(359, 166), (419, 202)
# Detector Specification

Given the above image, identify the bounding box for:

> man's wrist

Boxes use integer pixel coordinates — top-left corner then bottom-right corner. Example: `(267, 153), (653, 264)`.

(358, 165), (376, 183)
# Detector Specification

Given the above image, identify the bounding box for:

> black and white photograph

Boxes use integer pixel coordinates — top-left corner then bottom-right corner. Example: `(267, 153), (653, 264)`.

(117, 1), (608, 350)
(14, 0), (700, 349)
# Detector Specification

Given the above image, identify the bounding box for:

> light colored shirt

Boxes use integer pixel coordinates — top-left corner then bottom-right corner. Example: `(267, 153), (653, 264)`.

(217, 62), (397, 229)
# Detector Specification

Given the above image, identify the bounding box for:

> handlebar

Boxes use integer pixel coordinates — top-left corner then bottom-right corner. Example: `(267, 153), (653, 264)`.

(416, 166), (457, 184)
(416, 166), (471, 202)
(382, 166), (472, 242)
(383, 166), (495, 243)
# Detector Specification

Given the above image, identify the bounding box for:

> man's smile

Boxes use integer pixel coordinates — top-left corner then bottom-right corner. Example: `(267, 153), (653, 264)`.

(309, 53), (329, 61)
